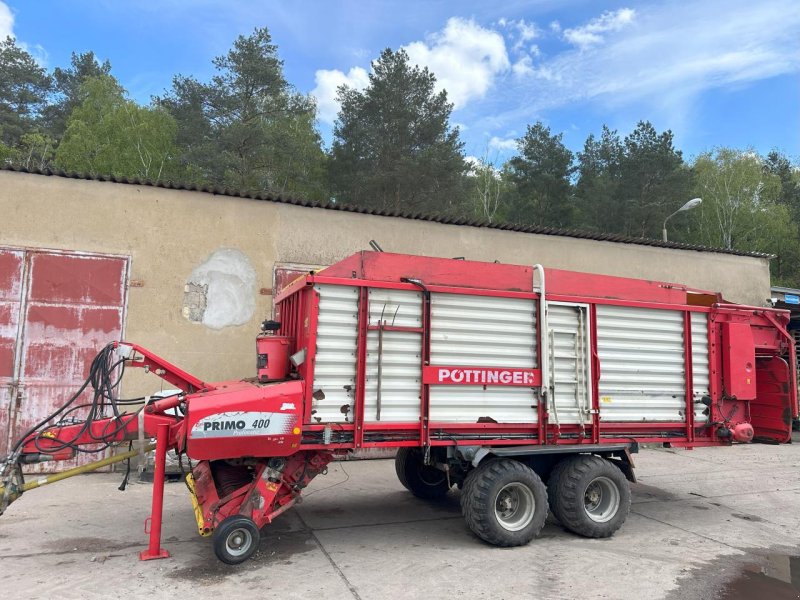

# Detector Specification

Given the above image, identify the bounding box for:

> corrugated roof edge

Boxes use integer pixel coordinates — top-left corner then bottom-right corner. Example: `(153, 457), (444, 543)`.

(0, 164), (774, 259)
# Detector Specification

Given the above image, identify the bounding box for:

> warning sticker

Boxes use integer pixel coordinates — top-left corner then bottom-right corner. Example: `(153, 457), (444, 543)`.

(190, 411), (296, 439)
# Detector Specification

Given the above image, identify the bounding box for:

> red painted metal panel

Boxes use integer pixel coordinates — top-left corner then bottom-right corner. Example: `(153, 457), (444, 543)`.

(274, 267), (313, 296)
(0, 250), (24, 301)
(751, 356), (793, 443)
(273, 265), (317, 322)
(314, 251), (720, 304)
(3, 249), (129, 471)
(721, 322), (756, 400)
(0, 386), (13, 455)
(27, 253), (125, 305)
(0, 248), (24, 454)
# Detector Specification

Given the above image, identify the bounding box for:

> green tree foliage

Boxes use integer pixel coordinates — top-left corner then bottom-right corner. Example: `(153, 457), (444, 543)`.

(573, 121), (690, 237)
(764, 150), (800, 222)
(618, 122), (691, 238)
(329, 48), (467, 213)
(43, 51), (111, 139)
(16, 130), (56, 170)
(159, 27), (326, 197)
(0, 36), (51, 150)
(504, 122), (575, 227)
(468, 155), (508, 223)
(55, 75), (178, 180)
(687, 148), (800, 284)
(691, 148), (782, 249)
(574, 126), (624, 232)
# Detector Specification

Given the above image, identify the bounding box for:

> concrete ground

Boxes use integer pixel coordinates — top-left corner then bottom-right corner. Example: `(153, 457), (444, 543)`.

(2, 441), (800, 600)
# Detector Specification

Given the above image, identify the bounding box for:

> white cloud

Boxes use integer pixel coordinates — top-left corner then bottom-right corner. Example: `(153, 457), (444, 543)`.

(563, 8), (636, 49)
(310, 66), (369, 124)
(512, 56), (534, 77)
(500, 18), (539, 52)
(0, 2), (47, 65)
(464, 154), (482, 169)
(515, 20), (538, 44)
(489, 136), (518, 151)
(488, 0), (800, 129)
(25, 43), (48, 66)
(311, 17), (509, 124)
(403, 17), (510, 109)
(0, 2), (14, 38)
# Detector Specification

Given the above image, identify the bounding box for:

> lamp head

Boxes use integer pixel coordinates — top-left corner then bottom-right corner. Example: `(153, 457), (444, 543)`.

(679, 197), (702, 212)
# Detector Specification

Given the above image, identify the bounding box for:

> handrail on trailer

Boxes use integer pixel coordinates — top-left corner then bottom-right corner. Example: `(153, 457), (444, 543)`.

(533, 264), (550, 437)
(533, 264), (548, 396)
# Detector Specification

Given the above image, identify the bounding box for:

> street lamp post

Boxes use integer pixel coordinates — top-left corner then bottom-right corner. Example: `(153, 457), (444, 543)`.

(662, 198), (702, 242)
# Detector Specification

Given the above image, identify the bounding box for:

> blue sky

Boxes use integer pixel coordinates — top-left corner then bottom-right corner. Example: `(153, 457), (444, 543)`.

(2, 0), (799, 165)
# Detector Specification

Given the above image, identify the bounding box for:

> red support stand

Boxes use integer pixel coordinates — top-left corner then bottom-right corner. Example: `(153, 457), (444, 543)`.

(139, 423), (170, 561)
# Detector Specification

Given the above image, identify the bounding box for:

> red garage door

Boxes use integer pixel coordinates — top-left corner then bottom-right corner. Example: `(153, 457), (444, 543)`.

(0, 248), (128, 471)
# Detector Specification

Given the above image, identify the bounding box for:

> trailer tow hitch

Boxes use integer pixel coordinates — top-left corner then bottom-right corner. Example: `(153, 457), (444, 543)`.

(0, 443), (155, 516)
(0, 457), (24, 515)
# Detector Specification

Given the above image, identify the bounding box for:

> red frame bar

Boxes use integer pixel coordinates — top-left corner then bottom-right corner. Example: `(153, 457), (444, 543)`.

(119, 342), (212, 393)
(589, 304), (600, 445)
(139, 422), (170, 561)
(684, 311), (695, 442)
(302, 288), (321, 424)
(354, 287), (369, 448)
(420, 286), (432, 448)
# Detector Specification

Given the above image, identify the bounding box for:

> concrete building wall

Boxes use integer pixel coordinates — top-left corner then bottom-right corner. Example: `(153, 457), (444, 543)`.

(0, 171), (771, 384)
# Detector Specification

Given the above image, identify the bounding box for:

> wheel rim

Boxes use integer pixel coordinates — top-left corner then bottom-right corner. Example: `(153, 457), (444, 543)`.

(225, 527), (254, 558)
(583, 476), (620, 523)
(494, 482), (536, 531)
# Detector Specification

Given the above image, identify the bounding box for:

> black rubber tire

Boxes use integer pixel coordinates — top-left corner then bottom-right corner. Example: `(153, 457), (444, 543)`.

(212, 515), (260, 565)
(461, 458), (548, 547)
(548, 454), (631, 538)
(395, 447), (450, 499)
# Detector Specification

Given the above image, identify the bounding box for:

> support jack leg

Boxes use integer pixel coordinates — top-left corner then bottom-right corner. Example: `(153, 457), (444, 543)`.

(140, 423), (170, 561)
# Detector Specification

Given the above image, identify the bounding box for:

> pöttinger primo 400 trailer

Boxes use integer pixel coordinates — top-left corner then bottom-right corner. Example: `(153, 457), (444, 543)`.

(2, 251), (795, 563)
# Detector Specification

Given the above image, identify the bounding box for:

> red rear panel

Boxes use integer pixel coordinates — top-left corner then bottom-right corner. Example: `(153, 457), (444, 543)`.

(721, 322), (756, 400)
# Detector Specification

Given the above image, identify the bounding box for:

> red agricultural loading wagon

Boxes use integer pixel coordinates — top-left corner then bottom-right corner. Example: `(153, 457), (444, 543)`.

(1, 251), (796, 564)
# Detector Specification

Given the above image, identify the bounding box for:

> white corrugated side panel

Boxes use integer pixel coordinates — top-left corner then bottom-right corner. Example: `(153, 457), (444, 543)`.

(547, 303), (591, 425)
(365, 289), (422, 422)
(367, 288), (422, 328)
(691, 312), (710, 424)
(597, 305), (687, 422)
(311, 284), (358, 423)
(429, 293), (538, 423)
(429, 294), (538, 366)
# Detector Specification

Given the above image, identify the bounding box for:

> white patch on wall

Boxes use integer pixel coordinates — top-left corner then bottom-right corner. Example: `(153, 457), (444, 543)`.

(183, 248), (256, 329)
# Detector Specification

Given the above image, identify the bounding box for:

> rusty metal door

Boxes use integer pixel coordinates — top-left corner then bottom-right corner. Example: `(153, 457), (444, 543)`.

(0, 248), (129, 471)
(0, 249), (25, 457)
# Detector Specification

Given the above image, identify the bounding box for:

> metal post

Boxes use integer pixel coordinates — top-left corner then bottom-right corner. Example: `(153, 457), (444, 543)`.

(139, 423), (170, 561)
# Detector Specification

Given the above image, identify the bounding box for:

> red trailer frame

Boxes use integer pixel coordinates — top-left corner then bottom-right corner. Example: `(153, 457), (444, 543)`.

(276, 252), (797, 450)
